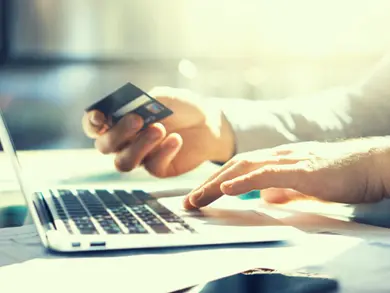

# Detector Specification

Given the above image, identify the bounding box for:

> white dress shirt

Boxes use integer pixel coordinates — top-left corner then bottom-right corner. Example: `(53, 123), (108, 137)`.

(215, 53), (390, 155)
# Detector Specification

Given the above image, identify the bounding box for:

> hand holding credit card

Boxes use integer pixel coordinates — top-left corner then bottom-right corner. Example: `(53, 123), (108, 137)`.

(82, 84), (235, 181)
(85, 82), (173, 132)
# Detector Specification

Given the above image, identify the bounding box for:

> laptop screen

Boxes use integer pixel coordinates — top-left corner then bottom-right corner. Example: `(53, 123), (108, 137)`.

(0, 106), (33, 197)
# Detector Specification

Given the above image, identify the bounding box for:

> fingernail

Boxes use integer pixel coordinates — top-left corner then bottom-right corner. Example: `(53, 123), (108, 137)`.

(187, 188), (200, 198)
(168, 139), (178, 148)
(190, 189), (204, 206)
(182, 199), (198, 210)
(182, 196), (192, 208)
(90, 112), (103, 126)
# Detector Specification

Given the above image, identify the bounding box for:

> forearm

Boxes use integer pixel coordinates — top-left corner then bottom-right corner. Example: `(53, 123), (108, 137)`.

(367, 136), (390, 199)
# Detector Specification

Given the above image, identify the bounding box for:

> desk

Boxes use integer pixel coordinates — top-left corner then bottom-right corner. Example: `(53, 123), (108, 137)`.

(1, 149), (390, 292)
(1, 211), (390, 292)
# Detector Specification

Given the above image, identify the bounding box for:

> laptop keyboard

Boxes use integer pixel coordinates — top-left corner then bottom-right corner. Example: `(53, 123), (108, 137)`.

(51, 189), (196, 235)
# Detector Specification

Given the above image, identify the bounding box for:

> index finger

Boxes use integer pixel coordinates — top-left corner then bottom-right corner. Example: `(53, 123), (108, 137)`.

(221, 165), (302, 196)
(183, 160), (236, 209)
(82, 110), (108, 138)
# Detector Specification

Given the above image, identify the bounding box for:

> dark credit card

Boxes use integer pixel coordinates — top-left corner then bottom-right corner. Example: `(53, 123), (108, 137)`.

(85, 82), (173, 130)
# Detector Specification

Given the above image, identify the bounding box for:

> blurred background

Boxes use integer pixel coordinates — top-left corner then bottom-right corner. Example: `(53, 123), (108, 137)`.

(1, 0), (390, 150)
(0, 0), (389, 230)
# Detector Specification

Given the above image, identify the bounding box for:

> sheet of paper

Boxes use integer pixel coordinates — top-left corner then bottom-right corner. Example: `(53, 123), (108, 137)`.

(255, 204), (390, 242)
(0, 225), (363, 293)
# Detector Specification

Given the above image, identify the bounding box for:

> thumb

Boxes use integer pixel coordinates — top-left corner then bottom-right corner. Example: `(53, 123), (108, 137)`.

(82, 110), (108, 138)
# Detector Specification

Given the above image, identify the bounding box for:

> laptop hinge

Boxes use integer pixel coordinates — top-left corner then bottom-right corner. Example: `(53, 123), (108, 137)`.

(33, 192), (56, 231)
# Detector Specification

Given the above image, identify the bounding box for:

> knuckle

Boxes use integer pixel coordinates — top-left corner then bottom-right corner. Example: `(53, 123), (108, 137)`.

(238, 159), (252, 168)
(242, 173), (255, 182)
(299, 159), (318, 173)
(294, 162), (321, 190)
(231, 154), (249, 165)
(233, 153), (245, 161)
(261, 165), (281, 175)
(229, 156), (239, 165)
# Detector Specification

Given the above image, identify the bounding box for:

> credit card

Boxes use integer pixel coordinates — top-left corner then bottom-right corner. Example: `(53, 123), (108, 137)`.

(85, 82), (173, 130)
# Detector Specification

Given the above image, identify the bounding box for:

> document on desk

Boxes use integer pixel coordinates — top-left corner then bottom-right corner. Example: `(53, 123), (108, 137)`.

(255, 203), (390, 242)
(0, 225), (363, 293)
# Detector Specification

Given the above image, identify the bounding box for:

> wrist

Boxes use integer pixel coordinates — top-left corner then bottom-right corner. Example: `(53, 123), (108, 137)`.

(371, 137), (390, 198)
(209, 111), (236, 163)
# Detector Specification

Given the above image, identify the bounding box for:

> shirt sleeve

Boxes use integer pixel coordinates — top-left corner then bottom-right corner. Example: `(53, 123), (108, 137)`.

(210, 53), (390, 155)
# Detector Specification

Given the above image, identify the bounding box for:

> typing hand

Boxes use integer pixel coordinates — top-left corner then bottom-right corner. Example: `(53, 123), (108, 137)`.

(82, 87), (235, 178)
(183, 139), (390, 209)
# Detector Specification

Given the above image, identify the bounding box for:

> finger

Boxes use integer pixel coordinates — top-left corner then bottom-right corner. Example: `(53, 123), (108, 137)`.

(143, 133), (183, 178)
(260, 188), (309, 204)
(82, 110), (107, 138)
(187, 161), (257, 209)
(187, 157), (300, 209)
(188, 160), (235, 194)
(182, 160), (237, 210)
(221, 164), (304, 196)
(114, 123), (166, 172)
(95, 114), (144, 154)
(185, 148), (280, 197)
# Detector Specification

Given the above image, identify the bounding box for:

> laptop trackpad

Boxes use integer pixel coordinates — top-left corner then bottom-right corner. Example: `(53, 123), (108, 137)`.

(180, 208), (284, 227)
(158, 196), (286, 230)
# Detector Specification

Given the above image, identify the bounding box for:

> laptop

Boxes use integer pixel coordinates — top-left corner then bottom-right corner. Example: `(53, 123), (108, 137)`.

(0, 108), (301, 252)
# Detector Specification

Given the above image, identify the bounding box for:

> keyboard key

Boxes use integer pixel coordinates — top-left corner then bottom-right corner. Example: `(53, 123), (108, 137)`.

(57, 190), (98, 234)
(95, 190), (122, 208)
(132, 190), (153, 202)
(58, 190), (89, 218)
(77, 190), (122, 234)
(130, 205), (172, 234)
(114, 190), (142, 206)
(112, 209), (147, 234)
(149, 224), (172, 234)
(145, 200), (172, 215)
(96, 192), (147, 234)
(161, 214), (185, 223)
(52, 197), (68, 218)
(72, 216), (97, 234)
(51, 194), (74, 234)
(138, 198), (197, 233)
